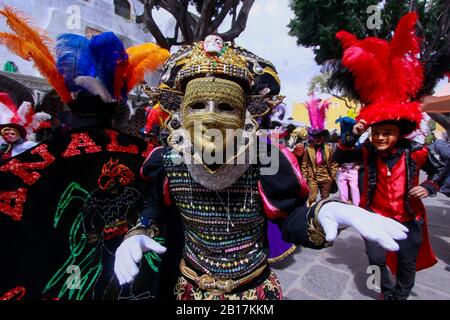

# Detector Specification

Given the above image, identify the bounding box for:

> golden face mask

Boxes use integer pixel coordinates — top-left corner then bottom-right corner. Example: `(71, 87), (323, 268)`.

(181, 77), (245, 154)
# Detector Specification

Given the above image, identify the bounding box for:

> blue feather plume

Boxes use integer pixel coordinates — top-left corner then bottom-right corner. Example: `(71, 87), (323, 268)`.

(56, 34), (95, 92)
(88, 32), (128, 98)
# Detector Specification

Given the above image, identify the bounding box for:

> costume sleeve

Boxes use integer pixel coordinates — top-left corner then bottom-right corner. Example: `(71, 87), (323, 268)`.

(301, 151), (309, 179)
(258, 145), (332, 249)
(329, 145), (339, 179)
(333, 138), (363, 165)
(435, 140), (450, 159)
(137, 146), (167, 228)
(281, 199), (334, 249)
(419, 146), (448, 197)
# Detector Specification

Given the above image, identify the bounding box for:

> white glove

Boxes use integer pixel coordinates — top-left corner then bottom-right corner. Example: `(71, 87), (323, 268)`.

(114, 235), (167, 285)
(318, 202), (409, 251)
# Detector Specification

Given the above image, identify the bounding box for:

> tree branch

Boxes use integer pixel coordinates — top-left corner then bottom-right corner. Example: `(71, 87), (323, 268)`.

(158, 0), (195, 43)
(195, 0), (215, 39)
(409, 0), (418, 12)
(327, 91), (353, 109)
(219, 0), (255, 42)
(142, 1), (170, 49)
(208, 0), (238, 35)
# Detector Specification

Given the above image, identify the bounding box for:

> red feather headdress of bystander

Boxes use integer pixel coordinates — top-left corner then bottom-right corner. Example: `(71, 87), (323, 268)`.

(336, 13), (424, 134)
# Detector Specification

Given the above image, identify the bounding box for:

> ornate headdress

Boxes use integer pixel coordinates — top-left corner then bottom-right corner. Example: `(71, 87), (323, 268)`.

(336, 13), (424, 134)
(146, 35), (284, 154)
(0, 92), (51, 139)
(0, 6), (169, 115)
(303, 94), (330, 136)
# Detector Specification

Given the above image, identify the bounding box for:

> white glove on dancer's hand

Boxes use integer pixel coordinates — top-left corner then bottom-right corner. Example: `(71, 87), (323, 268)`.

(318, 202), (409, 251)
(114, 235), (167, 285)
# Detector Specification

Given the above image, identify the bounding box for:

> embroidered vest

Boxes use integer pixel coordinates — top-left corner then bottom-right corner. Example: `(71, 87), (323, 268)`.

(163, 152), (266, 278)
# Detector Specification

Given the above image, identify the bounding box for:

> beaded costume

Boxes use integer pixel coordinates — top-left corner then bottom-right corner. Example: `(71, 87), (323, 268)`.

(132, 36), (333, 300)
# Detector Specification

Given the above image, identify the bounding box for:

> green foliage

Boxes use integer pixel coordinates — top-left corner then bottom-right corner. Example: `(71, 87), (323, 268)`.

(308, 73), (329, 94)
(291, 0), (450, 132)
(288, 0), (379, 64)
(288, 0), (448, 67)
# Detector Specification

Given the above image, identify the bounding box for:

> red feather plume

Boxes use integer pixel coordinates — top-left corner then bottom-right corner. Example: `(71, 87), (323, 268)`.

(336, 13), (424, 132)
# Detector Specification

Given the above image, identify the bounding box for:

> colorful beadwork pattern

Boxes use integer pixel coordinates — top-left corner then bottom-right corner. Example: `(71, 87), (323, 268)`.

(163, 152), (267, 279)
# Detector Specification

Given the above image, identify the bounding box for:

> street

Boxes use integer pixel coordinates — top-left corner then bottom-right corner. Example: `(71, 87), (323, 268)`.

(272, 193), (450, 300)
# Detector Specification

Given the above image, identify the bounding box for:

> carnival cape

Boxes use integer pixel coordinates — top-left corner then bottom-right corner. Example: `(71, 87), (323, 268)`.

(336, 13), (437, 273)
(0, 6), (170, 300)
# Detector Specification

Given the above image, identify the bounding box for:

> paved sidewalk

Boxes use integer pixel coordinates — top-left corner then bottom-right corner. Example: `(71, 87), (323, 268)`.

(272, 193), (450, 300)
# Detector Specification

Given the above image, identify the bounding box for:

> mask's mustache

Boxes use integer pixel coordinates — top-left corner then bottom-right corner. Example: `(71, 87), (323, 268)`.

(182, 112), (244, 129)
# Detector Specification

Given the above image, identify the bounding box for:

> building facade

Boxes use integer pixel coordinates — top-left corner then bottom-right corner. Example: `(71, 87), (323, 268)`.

(290, 97), (360, 133)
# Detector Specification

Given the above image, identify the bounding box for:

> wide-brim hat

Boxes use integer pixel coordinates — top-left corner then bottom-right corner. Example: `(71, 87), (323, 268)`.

(357, 101), (422, 135)
(0, 122), (27, 139)
(308, 128), (329, 137)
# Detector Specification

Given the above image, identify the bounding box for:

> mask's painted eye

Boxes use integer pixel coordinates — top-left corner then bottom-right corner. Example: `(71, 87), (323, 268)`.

(218, 103), (233, 112)
(191, 103), (205, 110)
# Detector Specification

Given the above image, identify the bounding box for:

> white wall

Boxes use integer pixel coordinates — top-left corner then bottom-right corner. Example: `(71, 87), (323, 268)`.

(0, 0), (175, 78)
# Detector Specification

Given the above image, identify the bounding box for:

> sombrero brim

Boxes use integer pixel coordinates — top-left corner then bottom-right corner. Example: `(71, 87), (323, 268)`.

(0, 123), (27, 139)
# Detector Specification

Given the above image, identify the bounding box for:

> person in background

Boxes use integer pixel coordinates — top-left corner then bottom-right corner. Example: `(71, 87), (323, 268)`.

(429, 132), (450, 197)
(0, 92), (49, 162)
(287, 126), (308, 164)
(334, 116), (360, 205)
(335, 13), (447, 299)
(301, 95), (338, 206)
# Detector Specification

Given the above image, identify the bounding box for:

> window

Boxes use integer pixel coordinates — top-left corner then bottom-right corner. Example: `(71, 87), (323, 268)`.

(114, 0), (131, 20)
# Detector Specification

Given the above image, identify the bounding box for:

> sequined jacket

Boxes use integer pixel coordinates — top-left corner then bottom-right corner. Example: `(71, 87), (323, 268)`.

(139, 143), (332, 288)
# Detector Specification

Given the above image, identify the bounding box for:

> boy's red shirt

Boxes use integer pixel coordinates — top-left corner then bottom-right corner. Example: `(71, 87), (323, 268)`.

(360, 145), (437, 272)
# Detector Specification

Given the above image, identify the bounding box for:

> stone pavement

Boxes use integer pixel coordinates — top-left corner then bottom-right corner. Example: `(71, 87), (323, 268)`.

(271, 193), (450, 300)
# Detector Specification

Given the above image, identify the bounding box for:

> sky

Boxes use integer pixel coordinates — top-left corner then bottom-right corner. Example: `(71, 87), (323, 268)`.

(1, 0), (446, 118)
(222, 0), (321, 111)
(150, 0), (322, 117)
(156, 0), (447, 118)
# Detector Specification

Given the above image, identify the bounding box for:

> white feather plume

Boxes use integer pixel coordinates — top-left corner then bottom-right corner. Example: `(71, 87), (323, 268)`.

(16, 101), (33, 126)
(74, 76), (114, 103)
(0, 101), (16, 124)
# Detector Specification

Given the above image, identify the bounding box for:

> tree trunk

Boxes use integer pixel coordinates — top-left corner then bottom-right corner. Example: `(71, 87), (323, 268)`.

(141, 1), (170, 49)
(139, 0), (254, 49)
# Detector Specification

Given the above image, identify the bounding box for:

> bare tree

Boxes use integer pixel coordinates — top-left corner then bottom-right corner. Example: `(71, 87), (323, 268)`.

(137, 0), (255, 50)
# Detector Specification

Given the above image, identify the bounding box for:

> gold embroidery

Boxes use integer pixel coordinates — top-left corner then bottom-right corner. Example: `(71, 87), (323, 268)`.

(307, 199), (336, 247)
